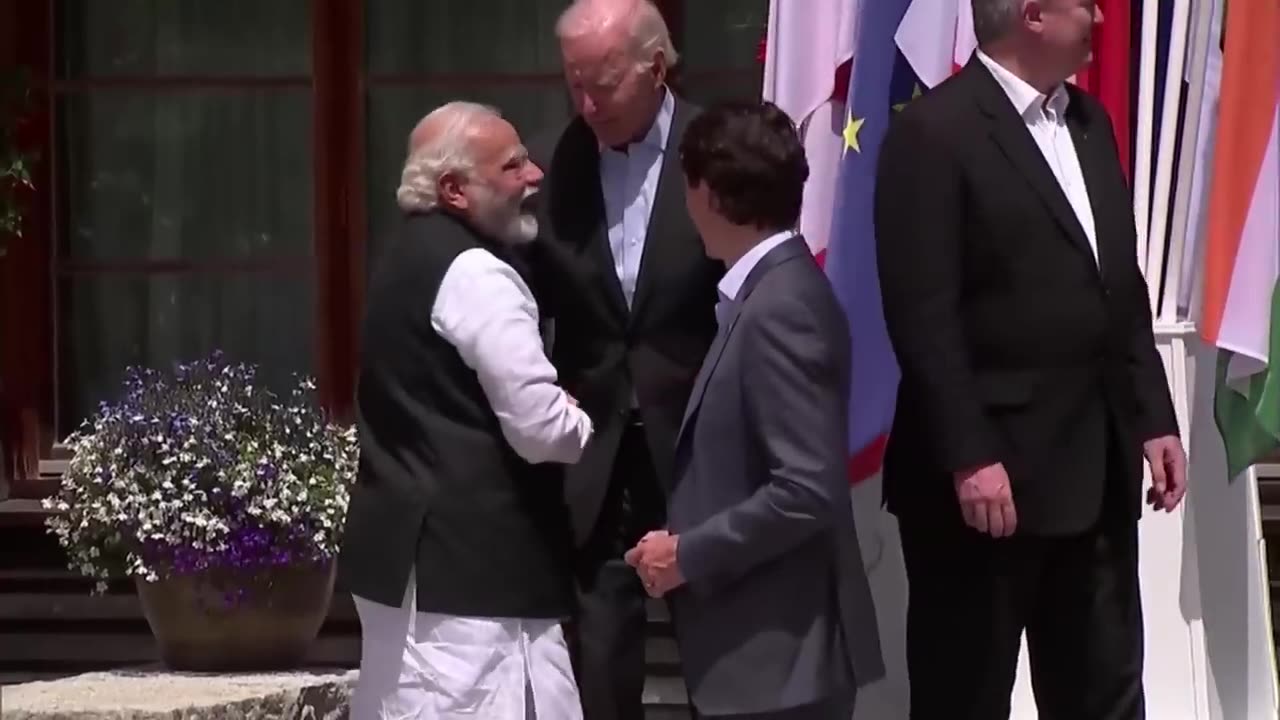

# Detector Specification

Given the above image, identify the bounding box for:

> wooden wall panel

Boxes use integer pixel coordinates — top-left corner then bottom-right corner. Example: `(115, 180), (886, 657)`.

(0, 0), (55, 491)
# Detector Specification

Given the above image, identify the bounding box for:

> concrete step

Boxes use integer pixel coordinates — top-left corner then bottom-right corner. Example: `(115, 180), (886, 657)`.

(644, 674), (692, 718)
(1, 669), (356, 719)
(2, 668), (691, 718)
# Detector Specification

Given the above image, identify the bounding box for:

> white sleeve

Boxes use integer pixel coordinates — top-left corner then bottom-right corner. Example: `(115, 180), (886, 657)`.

(431, 248), (593, 464)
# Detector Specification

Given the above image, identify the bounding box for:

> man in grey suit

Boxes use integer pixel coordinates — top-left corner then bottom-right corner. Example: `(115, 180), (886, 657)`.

(624, 101), (884, 720)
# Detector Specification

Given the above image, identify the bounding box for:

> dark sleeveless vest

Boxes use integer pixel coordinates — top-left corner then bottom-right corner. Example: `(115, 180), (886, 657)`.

(337, 211), (574, 619)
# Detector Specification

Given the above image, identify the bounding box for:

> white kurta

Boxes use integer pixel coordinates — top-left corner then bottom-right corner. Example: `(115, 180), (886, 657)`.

(348, 237), (590, 719)
(350, 576), (582, 720)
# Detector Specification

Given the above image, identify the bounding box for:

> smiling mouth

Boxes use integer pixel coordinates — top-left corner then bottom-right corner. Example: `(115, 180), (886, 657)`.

(520, 191), (540, 214)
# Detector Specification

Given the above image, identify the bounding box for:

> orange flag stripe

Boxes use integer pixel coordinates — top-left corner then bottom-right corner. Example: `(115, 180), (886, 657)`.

(1200, 0), (1280, 345)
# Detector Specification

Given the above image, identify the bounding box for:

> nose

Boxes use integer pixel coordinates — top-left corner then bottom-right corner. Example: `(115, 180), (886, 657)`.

(1094, 4), (1103, 24)
(525, 160), (544, 186)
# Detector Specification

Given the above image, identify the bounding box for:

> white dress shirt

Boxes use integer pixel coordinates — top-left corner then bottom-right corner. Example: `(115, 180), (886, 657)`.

(431, 247), (593, 464)
(600, 88), (675, 308)
(975, 50), (1099, 264)
(346, 247), (592, 719)
(717, 230), (797, 322)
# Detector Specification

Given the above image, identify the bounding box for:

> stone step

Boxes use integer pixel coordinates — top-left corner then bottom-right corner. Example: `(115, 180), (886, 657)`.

(1, 668), (357, 720)
(643, 673), (690, 706)
(1, 668), (691, 718)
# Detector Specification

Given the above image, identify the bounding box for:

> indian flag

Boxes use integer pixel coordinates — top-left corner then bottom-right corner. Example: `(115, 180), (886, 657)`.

(1200, 0), (1280, 480)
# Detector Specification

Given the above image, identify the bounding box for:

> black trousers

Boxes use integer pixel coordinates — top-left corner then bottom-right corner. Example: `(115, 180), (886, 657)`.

(899, 490), (1144, 720)
(571, 418), (670, 720)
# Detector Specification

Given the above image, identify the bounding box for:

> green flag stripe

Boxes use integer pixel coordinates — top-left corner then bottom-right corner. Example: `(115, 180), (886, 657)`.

(1214, 279), (1280, 480)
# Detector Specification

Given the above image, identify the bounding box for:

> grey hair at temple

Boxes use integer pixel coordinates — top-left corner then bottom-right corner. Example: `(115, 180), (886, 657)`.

(971, 0), (1025, 45)
(555, 0), (680, 69)
(395, 101), (501, 214)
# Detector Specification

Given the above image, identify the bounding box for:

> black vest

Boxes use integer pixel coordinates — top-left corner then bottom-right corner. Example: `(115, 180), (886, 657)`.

(337, 211), (574, 619)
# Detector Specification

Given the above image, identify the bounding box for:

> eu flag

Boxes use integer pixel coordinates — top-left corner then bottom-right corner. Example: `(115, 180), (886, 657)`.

(824, 0), (922, 483)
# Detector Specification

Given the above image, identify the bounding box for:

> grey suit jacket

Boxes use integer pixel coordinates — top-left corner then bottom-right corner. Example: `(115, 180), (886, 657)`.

(665, 236), (884, 716)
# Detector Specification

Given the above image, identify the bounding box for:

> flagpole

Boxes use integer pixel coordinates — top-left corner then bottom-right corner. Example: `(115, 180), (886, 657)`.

(1145, 0), (1194, 317)
(1161, 0), (1217, 323)
(1132, 0), (1161, 280)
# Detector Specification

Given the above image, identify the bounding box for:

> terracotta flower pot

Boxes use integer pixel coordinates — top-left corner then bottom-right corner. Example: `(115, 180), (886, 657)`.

(135, 558), (336, 672)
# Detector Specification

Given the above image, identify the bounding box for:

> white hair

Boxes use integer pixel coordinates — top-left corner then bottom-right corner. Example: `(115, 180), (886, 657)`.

(395, 101), (502, 214)
(971, 0), (1025, 45)
(555, 0), (680, 69)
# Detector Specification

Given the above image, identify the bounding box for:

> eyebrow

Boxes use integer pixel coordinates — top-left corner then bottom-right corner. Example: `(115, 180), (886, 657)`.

(503, 146), (528, 165)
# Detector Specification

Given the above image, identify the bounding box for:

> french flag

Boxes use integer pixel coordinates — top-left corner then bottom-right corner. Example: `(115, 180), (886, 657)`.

(762, 0), (897, 486)
(762, 0), (984, 486)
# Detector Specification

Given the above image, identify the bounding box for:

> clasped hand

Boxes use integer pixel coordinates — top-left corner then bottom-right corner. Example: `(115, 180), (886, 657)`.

(624, 530), (684, 598)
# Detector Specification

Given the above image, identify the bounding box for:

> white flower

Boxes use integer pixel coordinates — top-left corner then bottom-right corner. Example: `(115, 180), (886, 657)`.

(46, 365), (358, 585)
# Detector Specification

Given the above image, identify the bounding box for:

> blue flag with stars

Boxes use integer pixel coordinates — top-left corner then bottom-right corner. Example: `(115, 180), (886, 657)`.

(823, 0), (922, 483)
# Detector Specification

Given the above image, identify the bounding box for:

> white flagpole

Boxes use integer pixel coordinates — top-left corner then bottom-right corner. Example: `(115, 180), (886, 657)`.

(1133, 0), (1161, 279)
(1145, 0), (1193, 316)
(1161, 0), (1217, 323)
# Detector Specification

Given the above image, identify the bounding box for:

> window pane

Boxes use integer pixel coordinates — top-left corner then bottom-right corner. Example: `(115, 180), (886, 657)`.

(60, 91), (313, 261)
(678, 0), (768, 73)
(58, 273), (315, 436)
(57, 0), (310, 78)
(679, 73), (763, 106)
(365, 85), (572, 262)
(367, 0), (569, 75)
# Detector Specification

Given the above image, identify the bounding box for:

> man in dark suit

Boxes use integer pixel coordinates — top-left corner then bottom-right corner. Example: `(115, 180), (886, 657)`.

(873, 1), (1188, 718)
(625, 100), (884, 720)
(525, 1), (723, 718)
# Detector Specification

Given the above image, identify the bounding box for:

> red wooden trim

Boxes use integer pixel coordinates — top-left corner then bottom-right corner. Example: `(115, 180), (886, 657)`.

(0, 0), (16, 488)
(55, 258), (311, 276)
(312, 0), (365, 424)
(311, 0), (337, 420)
(365, 68), (752, 87)
(1, 0), (55, 487)
(367, 71), (561, 87)
(339, 0), (368, 426)
(44, 77), (312, 91)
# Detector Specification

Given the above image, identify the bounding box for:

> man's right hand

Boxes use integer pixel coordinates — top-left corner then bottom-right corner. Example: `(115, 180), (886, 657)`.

(954, 463), (1017, 538)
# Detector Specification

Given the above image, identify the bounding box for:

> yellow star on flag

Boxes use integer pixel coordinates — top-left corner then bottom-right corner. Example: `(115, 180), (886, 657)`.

(843, 114), (865, 154)
(893, 83), (924, 112)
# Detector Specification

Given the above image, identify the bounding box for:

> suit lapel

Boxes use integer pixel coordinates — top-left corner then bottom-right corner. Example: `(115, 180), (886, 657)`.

(676, 300), (739, 448)
(629, 96), (692, 325)
(562, 121), (630, 321)
(1066, 100), (1114, 283)
(970, 62), (1098, 270)
(673, 237), (810, 455)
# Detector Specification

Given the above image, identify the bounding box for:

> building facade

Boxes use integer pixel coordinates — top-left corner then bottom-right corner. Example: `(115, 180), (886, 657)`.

(0, 0), (768, 499)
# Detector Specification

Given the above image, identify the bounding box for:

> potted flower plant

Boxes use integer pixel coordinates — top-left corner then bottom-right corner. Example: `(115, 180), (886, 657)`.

(43, 352), (358, 671)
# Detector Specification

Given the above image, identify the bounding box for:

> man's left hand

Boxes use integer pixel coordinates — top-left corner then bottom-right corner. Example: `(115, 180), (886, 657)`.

(1144, 434), (1187, 512)
(624, 530), (685, 598)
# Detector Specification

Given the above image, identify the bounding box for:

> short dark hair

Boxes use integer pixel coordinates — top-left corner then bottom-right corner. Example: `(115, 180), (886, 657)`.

(679, 100), (809, 231)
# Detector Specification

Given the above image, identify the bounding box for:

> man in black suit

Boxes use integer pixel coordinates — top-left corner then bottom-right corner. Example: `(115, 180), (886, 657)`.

(525, 1), (722, 718)
(874, 1), (1188, 718)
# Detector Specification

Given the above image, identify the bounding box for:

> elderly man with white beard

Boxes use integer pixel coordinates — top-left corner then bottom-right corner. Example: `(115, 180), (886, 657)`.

(337, 101), (594, 720)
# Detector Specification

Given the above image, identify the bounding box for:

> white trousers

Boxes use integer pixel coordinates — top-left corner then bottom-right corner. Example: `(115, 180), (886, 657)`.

(348, 573), (582, 720)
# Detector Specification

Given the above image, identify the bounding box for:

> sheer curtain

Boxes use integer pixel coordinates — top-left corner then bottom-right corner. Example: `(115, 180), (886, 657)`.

(676, 0), (768, 103)
(364, 0), (574, 261)
(57, 0), (314, 434)
(362, 0), (769, 261)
